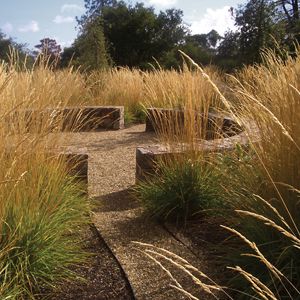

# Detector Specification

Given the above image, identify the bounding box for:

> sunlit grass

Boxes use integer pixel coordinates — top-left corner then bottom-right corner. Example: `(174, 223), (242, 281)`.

(135, 49), (300, 300)
(0, 57), (90, 299)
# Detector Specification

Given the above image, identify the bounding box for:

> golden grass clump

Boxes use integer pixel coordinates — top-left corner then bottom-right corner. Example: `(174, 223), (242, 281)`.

(87, 64), (224, 126)
(143, 64), (226, 148)
(0, 60), (90, 114)
(228, 49), (300, 228)
(0, 58), (90, 298)
(88, 67), (145, 123)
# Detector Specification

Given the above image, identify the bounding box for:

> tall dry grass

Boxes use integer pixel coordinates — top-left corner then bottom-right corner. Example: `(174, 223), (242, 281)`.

(223, 48), (300, 299)
(143, 64), (226, 150)
(0, 58), (90, 298)
(0, 62), (90, 112)
(136, 50), (300, 299)
(87, 65), (224, 125)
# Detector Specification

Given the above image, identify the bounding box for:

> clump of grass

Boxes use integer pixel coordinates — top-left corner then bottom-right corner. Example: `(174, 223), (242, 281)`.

(0, 57), (90, 299)
(0, 153), (90, 298)
(87, 65), (223, 126)
(144, 65), (222, 110)
(134, 154), (226, 222)
(0, 60), (90, 113)
(220, 47), (300, 299)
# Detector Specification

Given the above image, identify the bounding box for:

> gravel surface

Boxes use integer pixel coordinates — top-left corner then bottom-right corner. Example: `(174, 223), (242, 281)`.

(46, 125), (157, 299)
(47, 225), (134, 300)
(54, 124), (156, 196)
(49, 125), (221, 300)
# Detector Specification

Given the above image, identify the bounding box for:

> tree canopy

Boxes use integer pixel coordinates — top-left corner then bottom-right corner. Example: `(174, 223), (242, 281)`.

(69, 0), (188, 69)
(58, 0), (300, 71)
(0, 31), (29, 65)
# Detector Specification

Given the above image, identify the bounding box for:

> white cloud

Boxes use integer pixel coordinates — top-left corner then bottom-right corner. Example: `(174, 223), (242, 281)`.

(60, 39), (74, 48)
(53, 15), (74, 24)
(18, 20), (39, 33)
(147, 0), (177, 7)
(187, 6), (236, 36)
(61, 4), (84, 13)
(1, 22), (13, 34)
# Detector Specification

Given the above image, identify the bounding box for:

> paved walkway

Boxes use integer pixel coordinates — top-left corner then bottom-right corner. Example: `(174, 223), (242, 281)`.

(56, 125), (214, 300)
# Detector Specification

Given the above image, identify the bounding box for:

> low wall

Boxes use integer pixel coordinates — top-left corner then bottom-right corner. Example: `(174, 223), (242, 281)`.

(8, 106), (124, 132)
(145, 108), (243, 138)
(137, 109), (258, 181)
(58, 152), (88, 183)
(136, 132), (250, 181)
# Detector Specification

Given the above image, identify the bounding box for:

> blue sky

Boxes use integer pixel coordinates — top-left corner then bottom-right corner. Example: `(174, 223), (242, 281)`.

(0, 0), (245, 50)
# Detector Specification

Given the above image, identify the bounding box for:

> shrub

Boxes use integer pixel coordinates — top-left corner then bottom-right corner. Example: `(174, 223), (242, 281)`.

(134, 156), (225, 222)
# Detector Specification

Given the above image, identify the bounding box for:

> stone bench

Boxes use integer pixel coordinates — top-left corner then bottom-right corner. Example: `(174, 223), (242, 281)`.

(136, 133), (250, 181)
(7, 106), (124, 133)
(57, 151), (88, 183)
(145, 107), (243, 138)
(137, 110), (259, 181)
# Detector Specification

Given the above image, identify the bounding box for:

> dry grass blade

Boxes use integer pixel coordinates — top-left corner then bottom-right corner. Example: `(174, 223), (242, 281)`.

(144, 249), (219, 295)
(135, 248), (183, 291)
(252, 194), (292, 231)
(221, 225), (284, 280)
(235, 210), (300, 246)
(133, 241), (233, 300)
(228, 266), (277, 300)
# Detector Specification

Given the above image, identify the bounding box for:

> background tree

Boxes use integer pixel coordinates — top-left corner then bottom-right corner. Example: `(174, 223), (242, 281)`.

(235, 0), (280, 64)
(61, 0), (300, 71)
(0, 30), (31, 67)
(0, 31), (14, 63)
(73, 0), (188, 68)
(77, 0), (118, 27)
(216, 30), (241, 70)
(275, 0), (300, 45)
(161, 30), (222, 69)
(34, 38), (62, 64)
(73, 16), (109, 70)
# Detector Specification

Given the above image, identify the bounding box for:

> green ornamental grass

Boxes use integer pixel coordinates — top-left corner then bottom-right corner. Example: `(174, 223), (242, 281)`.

(0, 157), (90, 299)
(134, 156), (225, 222)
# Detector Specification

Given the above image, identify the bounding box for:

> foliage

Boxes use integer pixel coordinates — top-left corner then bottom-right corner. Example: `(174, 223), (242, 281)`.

(73, 16), (110, 70)
(34, 38), (62, 64)
(222, 48), (300, 299)
(132, 51), (300, 300)
(76, 0), (118, 26)
(235, 0), (282, 64)
(216, 30), (241, 71)
(74, 0), (188, 68)
(0, 31), (32, 67)
(0, 156), (90, 298)
(0, 59), (91, 298)
(58, 0), (300, 71)
(275, 0), (300, 44)
(160, 30), (221, 69)
(134, 157), (225, 222)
